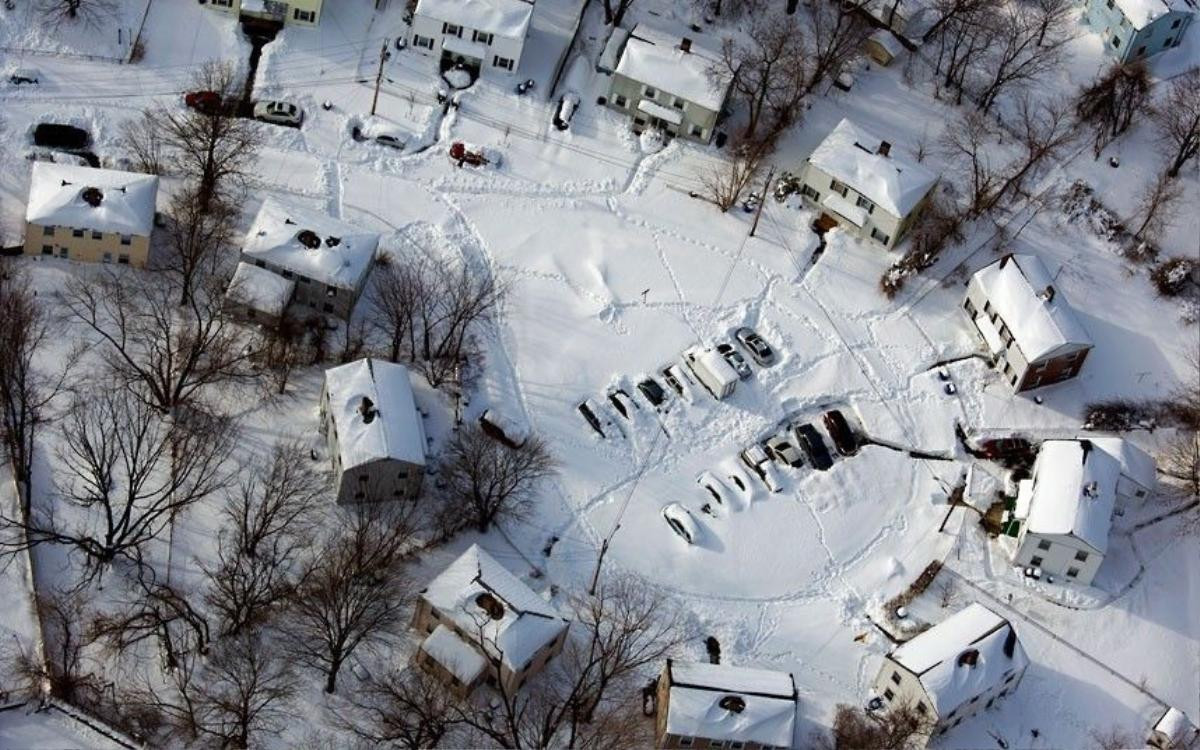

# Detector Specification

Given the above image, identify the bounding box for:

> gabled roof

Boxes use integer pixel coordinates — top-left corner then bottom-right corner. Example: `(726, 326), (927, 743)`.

(1114, 0), (1182, 29)
(421, 544), (567, 672)
(1153, 707), (1198, 745)
(807, 118), (938, 217)
(323, 359), (426, 471)
(26, 163), (158, 236)
(225, 261), (295, 317)
(889, 603), (1027, 717)
(614, 22), (731, 112)
(414, 0), (534, 39)
(970, 254), (1092, 363)
(664, 661), (797, 747)
(1024, 439), (1153, 553)
(242, 198), (379, 289)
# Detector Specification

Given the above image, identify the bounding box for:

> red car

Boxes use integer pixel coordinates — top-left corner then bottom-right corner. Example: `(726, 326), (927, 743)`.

(184, 90), (222, 114)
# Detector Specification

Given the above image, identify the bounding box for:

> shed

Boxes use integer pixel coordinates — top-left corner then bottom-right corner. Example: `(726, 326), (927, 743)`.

(865, 29), (904, 66)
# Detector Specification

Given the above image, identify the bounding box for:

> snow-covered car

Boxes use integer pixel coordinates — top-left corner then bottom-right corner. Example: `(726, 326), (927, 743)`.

(479, 409), (529, 449)
(661, 503), (698, 544)
(607, 389), (638, 419)
(8, 68), (39, 85)
(735, 327), (775, 366)
(765, 434), (804, 468)
(716, 342), (752, 380)
(759, 461), (784, 493)
(636, 377), (667, 407)
(578, 398), (611, 438)
(726, 470), (752, 499)
(553, 92), (579, 131)
(253, 100), (304, 127)
(360, 117), (410, 150)
(696, 471), (732, 509)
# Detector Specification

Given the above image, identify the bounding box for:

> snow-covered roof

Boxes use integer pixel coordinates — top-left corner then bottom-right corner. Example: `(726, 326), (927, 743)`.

(1089, 437), (1157, 491)
(225, 262), (295, 317)
(637, 98), (683, 126)
(1115, 0), (1179, 29)
(0, 700), (142, 749)
(664, 661), (797, 747)
(889, 603), (1027, 718)
(1153, 707), (1198, 744)
(414, 0), (534, 39)
(421, 544), (567, 672)
(323, 359), (426, 471)
(242, 198), (379, 290)
(868, 28), (905, 57)
(807, 118), (937, 217)
(615, 22), (731, 112)
(598, 26), (630, 73)
(421, 624), (489, 685)
(25, 162), (158, 236)
(696, 348), (738, 387)
(822, 192), (868, 227)
(970, 254), (1092, 363)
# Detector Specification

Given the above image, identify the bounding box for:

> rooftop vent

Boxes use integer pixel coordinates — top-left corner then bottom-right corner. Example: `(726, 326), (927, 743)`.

(81, 187), (104, 207)
(718, 695), (746, 713)
(877, 140), (892, 157)
(284, 217), (296, 225)
(680, 37), (692, 53)
(297, 230), (322, 249)
(1083, 480), (1100, 499)
(1038, 285), (1055, 303)
(957, 649), (980, 668)
(325, 235), (342, 248)
(475, 592), (505, 621)
(359, 396), (377, 424)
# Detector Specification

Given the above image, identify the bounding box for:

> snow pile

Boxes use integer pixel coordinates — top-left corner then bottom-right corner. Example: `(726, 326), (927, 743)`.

(322, 359), (427, 471)
(26, 163), (158, 236)
(807, 118), (938, 218)
(444, 68), (474, 89)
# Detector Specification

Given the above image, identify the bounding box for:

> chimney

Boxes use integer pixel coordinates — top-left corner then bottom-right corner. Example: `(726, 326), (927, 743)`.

(680, 37), (692, 53)
(1038, 285), (1055, 303)
(877, 140), (892, 157)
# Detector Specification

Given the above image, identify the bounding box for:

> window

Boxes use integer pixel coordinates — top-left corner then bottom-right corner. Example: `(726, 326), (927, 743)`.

(1038, 539), (1052, 551)
(323, 302), (334, 313)
(691, 125), (705, 139)
(72, 228), (84, 237)
(679, 739), (694, 748)
(91, 230), (102, 239)
(118, 254), (130, 264)
(1075, 550), (1088, 562)
(917, 702), (927, 714)
(1031, 555), (1044, 566)
(799, 184), (820, 201)
(293, 8), (315, 22)
(442, 22), (462, 37)
(1135, 45), (1146, 56)
(493, 55), (514, 71)
(282, 269), (294, 279)
(1164, 37), (1175, 47)
(473, 30), (493, 45)
(643, 86), (656, 99)
(1066, 567), (1080, 578)
(41, 245), (52, 255)
(326, 285), (338, 296)
(1111, 35), (1122, 48)
(672, 96), (686, 110)
(120, 234), (132, 246)
(58, 247), (68, 258)
(870, 227), (890, 245)
(986, 698), (994, 709)
(855, 195), (875, 214)
(1106, 0), (1113, 7)
(212, 0), (232, 6)
(413, 34), (434, 50)
(883, 688), (895, 700)
(614, 94), (627, 108)
(1010, 373), (1019, 387)
(891, 671), (901, 685)
(830, 179), (849, 197)
(255, 259), (265, 268)
(103, 252), (112, 263)
(707, 741), (727, 749)
(964, 298), (975, 315)
(730, 744), (744, 750)
(42, 225), (54, 236)
(1172, 17), (1182, 28)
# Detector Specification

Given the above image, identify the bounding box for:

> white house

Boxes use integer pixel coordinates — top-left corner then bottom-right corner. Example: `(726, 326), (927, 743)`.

(411, 544), (569, 696)
(796, 118), (938, 249)
(654, 660), (798, 749)
(1148, 707), (1200, 749)
(319, 358), (426, 505)
(202, 0), (324, 26)
(408, 0), (534, 76)
(1008, 438), (1156, 585)
(964, 254), (1093, 392)
(239, 198), (379, 320)
(1082, 0), (1193, 62)
(872, 603), (1027, 743)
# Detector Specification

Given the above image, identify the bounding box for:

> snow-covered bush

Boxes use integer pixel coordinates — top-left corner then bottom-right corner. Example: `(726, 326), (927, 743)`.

(1150, 257), (1196, 297)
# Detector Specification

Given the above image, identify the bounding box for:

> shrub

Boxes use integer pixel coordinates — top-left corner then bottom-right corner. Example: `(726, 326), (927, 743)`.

(1150, 257), (1196, 297)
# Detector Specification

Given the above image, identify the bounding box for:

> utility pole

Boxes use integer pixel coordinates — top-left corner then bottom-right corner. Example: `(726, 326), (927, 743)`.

(588, 537), (610, 596)
(748, 166), (775, 238)
(370, 39), (390, 116)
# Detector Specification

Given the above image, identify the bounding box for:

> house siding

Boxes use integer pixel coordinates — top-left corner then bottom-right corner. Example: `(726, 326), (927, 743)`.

(24, 222), (151, 267)
(1082, 0), (1192, 61)
(606, 72), (721, 144)
(204, 0), (323, 25)
(239, 251), (364, 320)
(409, 13), (527, 75)
(795, 163), (915, 249)
(1013, 531), (1104, 584)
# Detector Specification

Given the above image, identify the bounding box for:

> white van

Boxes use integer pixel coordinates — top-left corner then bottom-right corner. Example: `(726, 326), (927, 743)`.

(684, 347), (738, 400)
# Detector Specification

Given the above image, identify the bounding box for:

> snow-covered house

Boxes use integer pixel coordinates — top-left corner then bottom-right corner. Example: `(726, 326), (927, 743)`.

(223, 261), (296, 324)
(203, 0), (323, 26)
(0, 698), (143, 749)
(24, 163), (158, 268)
(1148, 707), (1200, 749)
(964, 254), (1093, 392)
(411, 544), (569, 696)
(1008, 438), (1155, 585)
(409, 0), (534, 76)
(872, 603), (1027, 743)
(319, 358), (426, 505)
(604, 22), (731, 144)
(654, 660), (798, 749)
(239, 198), (379, 320)
(1082, 0), (1193, 62)
(795, 119), (938, 249)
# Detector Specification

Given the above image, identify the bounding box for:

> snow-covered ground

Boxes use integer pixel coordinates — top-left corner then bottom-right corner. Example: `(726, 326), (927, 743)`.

(0, 0), (1197, 747)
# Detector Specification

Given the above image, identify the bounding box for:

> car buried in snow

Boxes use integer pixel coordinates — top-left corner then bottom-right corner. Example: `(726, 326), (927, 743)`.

(716, 342), (752, 380)
(696, 471), (732, 510)
(765, 433), (804, 468)
(661, 503), (698, 544)
(578, 398), (611, 438)
(637, 377), (667, 407)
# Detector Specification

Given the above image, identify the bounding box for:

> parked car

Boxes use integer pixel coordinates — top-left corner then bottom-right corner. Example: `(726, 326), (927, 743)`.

(479, 409), (528, 449)
(33, 123), (90, 150)
(607, 389), (638, 419)
(727, 470), (752, 500)
(696, 471), (732, 509)
(735, 327), (775, 366)
(662, 503), (698, 544)
(794, 423), (834, 471)
(553, 92), (579, 131)
(822, 410), (859, 456)
(360, 116), (409, 150)
(716, 342), (752, 380)
(578, 398), (609, 437)
(739, 444), (770, 475)
(637, 377), (666, 407)
(184, 90), (223, 114)
(765, 433), (804, 468)
(253, 100), (304, 127)
(8, 68), (39, 85)
(758, 461), (784, 493)
(662, 364), (695, 403)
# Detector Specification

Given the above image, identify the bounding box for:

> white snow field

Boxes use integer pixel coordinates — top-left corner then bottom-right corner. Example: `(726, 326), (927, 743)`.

(0, 0), (1197, 747)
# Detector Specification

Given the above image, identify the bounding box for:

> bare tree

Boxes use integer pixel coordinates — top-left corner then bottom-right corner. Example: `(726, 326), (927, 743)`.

(92, 573), (211, 670)
(1130, 169), (1184, 244)
(802, 2), (869, 96)
(7, 589), (103, 705)
(601, 0), (634, 26)
(283, 503), (417, 693)
(1152, 67), (1200, 178)
(1160, 430), (1199, 500)
(38, 0), (116, 28)
(369, 260), (424, 364)
(1075, 61), (1153, 157)
(939, 110), (1003, 215)
(60, 270), (252, 414)
(926, 0), (996, 103)
(256, 316), (308, 396)
(813, 703), (933, 750)
(975, 1), (1073, 113)
(119, 110), (167, 176)
(154, 186), (238, 306)
(440, 424), (558, 534)
(700, 137), (772, 212)
(1091, 725), (1137, 750)
(982, 95), (1077, 214)
(0, 391), (235, 577)
(195, 634), (298, 749)
(0, 269), (74, 510)
(332, 668), (459, 750)
(716, 15), (808, 140)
